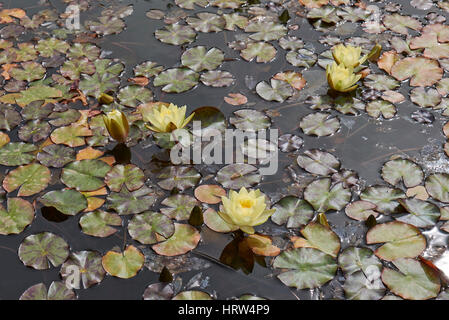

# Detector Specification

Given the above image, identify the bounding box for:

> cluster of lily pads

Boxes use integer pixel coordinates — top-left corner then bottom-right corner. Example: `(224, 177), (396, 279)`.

(2, 0), (449, 301)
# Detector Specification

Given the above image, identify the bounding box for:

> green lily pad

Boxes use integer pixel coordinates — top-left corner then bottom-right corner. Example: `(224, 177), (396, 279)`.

(297, 149), (340, 176)
(343, 271), (385, 300)
(105, 164), (144, 192)
(338, 247), (382, 276)
(345, 200), (379, 221)
(134, 61), (163, 78)
(216, 164), (261, 189)
(153, 68), (199, 93)
(410, 87), (441, 108)
(294, 222), (341, 257)
(256, 79), (294, 103)
(0, 105), (21, 131)
(271, 196), (315, 228)
(79, 210), (122, 238)
(67, 43), (101, 61)
(128, 211), (175, 244)
(200, 70), (234, 87)
(304, 178), (351, 213)
(157, 166), (201, 191)
(381, 258), (440, 300)
(18, 232), (69, 270)
(117, 85), (153, 107)
(20, 282), (75, 300)
(172, 291), (212, 300)
(152, 223), (201, 256)
(15, 85), (62, 107)
(229, 109), (271, 131)
(18, 120), (51, 142)
(286, 49), (318, 68)
(160, 194), (199, 221)
(60, 58), (96, 80)
(106, 185), (158, 215)
(155, 24), (196, 45)
(37, 144), (76, 168)
(186, 12), (225, 32)
(381, 159), (423, 188)
(366, 221), (426, 261)
(0, 142), (36, 166)
(300, 112), (340, 137)
(273, 247), (337, 289)
(87, 16), (125, 35)
(366, 100), (396, 119)
(39, 189), (87, 216)
(102, 245), (145, 279)
(360, 185), (405, 214)
(50, 124), (92, 147)
(36, 37), (69, 57)
(3, 163), (50, 196)
(425, 173), (449, 203)
(60, 251), (105, 289)
(181, 46), (224, 72)
(245, 21), (287, 41)
(10, 62), (45, 82)
(0, 197), (34, 235)
(61, 159), (111, 192)
(396, 198), (440, 228)
(240, 42), (277, 63)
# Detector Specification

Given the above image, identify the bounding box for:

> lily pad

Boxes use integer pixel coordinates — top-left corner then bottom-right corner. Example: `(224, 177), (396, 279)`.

(153, 68), (199, 93)
(396, 198), (440, 228)
(0, 197), (34, 235)
(186, 12), (225, 32)
(3, 163), (50, 196)
(117, 85), (153, 107)
(293, 222), (341, 257)
(128, 211), (175, 244)
(381, 159), (423, 188)
(366, 221), (426, 261)
(18, 232), (69, 270)
(381, 258), (440, 300)
(37, 144), (76, 168)
(155, 24), (196, 45)
(297, 149), (340, 176)
(160, 194), (199, 221)
(300, 112), (340, 137)
(106, 185), (158, 215)
(229, 109), (271, 131)
(152, 223), (201, 256)
(304, 178), (351, 213)
(216, 164), (261, 189)
(172, 291), (212, 300)
(256, 79), (294, 103)
(50, 125), (92, 147)
(0, 142), (36, 166)
(203, 208), (238, 233)
(240, 42), (277, 63)
(79, 210), (122, 238)
(273, 247), (337, 289)
(194, 184), (226, 204)
(391, 57), (443, 87)
(39, 189), (87, 216)
(105, 164), (144, 192)
(60, 251), (106, 289)
(338, 247), (382, 276)
(271, 196), (315, 228)
(360, 185), (405, 214)
(425, 173), (449, 203)
(181, 46), (224, 72)
(102, 245), (145, 279)
(19, 282), (75, 300)
(157, 166), (201, 191)
(61, 159), (111, 192)
(345, 201), (379, 221)
(343, 271), (385, 300)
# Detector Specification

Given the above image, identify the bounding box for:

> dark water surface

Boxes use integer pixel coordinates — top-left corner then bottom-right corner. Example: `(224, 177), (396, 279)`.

(0, 0), (448, 300)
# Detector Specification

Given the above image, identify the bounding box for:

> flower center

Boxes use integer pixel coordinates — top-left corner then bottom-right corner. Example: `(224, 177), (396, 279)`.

(239, 199), (253, 209)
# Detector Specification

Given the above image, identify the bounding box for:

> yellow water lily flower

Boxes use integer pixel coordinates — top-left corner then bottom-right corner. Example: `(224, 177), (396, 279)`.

(145, 103), (195, 133)
(102, 109), (129, 143)
(332, 44), (364, 68)
(326, 62), (361, 93)
(219, 187), (275, 234)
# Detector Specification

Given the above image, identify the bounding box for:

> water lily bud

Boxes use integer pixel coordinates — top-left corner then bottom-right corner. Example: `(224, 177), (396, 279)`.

(145, 103), (195, 133)
(326, 62), (361, 93)
(218, 187), (275, 234)
(103, 109), (129, 143)
(99, 92), (114, 105)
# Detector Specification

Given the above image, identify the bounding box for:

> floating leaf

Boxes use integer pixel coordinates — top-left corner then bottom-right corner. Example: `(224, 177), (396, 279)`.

(366, 221), (426, 261)
(203, 208), (238, 233)
(37, 144), (75, 168)
(338, 247), (382, 276)
(3, 163), (50, 196)
(102, 245), (144, 279)
(366, 100), (396, 119)
(360, 185), (405, 214)
(10, 62), (45, 82)
(0, 142), (36, 166)
(381, 258), (440, 300)
(271, 196), (314, 228)
(50, 125), (92, 147)
(0, 197), (34, 235)
(60, 58), (95, 80)
(157, 166), (201, 191)
(200, 70), (234, 87)
(105, 164), (144, 192)
(79, 210), (122, 238)
(15, 85), (62, 107)
(19, 282), (75, 300)
(292, 222), (341, 257)
(300, 112), (340, 137)
(396, 198), (440, 228)
(245, 21), (287, 41)
(117, 85), (153, 107)
(186, 12), (225, 32)
(106, 186), (158, 215)
(160, 194), (199, 221)
(0, 105), (21, 131)
(18, 120), (51, 142)
(61, 159), (110, 192)
(240, 42), (277, 63)
(194, 184), (226, 204)
(425, 173), (449, 203)
(143, 282), (175, 300)
(381, 159), (423, 188)
(286, 49), (317, 68)
(246, 234), (280, 257)
(181, 46), (224, 72)
(343, 271), (385, 300)
(153, 68), (199, 93)
(216, 164), (261, 189)
(391, 57), (443, 87)
(60, 251), (105, 289)
(304, 178), (351, 213)
(87, 16), (125, 35)
(229, 109), (271, 131)
(128, 211), (175, 244)
(297, 149), (340, 176)
(273, 248), (337, 289)
(383, 14), (422, 35)
(152, 223), (201, 256)
(18, 232), (69, 270)
(173, 291), (212, 300)
(345, 201), (379, 221)
(155, 24), (196, 45)
(256, 79), (294, 103)
(39, 189), (87, 216)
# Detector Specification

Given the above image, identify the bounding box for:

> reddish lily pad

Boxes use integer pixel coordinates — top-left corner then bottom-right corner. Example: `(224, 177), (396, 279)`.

(102, 245), (145, 279)
(391, 57), (443, 87)
(152, 223), (201, 256)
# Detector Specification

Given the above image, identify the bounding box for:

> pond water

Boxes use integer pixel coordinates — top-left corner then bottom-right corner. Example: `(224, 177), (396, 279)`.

(1, 0), (449, 300)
